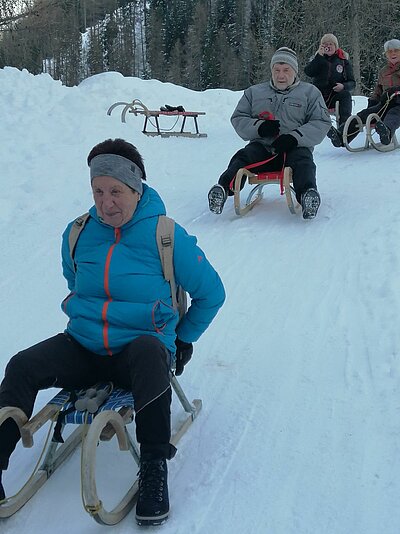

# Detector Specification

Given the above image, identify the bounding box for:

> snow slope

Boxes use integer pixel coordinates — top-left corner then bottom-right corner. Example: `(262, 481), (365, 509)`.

(1, 66), (400, 534)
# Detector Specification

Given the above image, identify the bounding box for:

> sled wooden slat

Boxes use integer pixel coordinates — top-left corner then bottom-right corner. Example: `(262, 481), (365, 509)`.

(20, 404), (60, 448)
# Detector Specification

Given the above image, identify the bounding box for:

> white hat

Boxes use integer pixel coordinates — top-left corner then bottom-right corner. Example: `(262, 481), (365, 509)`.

(384, 39), (400, 51)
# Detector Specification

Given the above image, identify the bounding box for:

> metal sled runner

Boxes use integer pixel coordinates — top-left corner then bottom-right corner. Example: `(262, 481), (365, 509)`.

(233, 166), (300, 216)
(0, 375), (201, 525)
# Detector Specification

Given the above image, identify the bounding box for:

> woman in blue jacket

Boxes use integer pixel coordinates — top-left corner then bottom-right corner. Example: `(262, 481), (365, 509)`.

(0, 138), (225, 525)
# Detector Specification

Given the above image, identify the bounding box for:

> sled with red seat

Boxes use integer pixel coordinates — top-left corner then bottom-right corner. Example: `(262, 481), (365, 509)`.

(233, 166), (300, 216)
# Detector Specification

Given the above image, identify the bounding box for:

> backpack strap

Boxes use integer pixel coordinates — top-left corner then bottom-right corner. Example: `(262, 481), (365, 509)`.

(68, 212), (90, 273)
(156, 215), (178, 310)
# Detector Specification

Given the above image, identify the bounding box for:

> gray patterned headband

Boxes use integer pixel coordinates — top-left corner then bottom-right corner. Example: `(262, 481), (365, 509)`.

(90, 153), (143, 195)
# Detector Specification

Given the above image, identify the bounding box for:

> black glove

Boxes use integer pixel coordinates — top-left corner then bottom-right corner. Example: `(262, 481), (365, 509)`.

(271, 134), (298, 153)
(175, 338), (193, 376)
(258, 119), (280, 138)
(367, 98), (380, 108)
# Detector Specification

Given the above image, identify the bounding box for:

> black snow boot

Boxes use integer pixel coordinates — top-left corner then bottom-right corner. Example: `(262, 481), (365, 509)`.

(0, 471), (5, 502)
(208, 184), (227, 214)
(301, 188), (321, 220)
(136, 454), (169, 526)
(327, 126), (344, 147)
(375, 120), (392, 145)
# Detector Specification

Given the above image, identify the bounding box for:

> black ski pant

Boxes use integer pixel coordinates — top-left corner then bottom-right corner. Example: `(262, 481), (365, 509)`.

(0, 333), (173, 470)
(218, 142), (317, 203)
(323, 89), (353, 127)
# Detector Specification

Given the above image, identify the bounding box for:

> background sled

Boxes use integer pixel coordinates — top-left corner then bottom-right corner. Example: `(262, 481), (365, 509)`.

(107, 98), (207, 138)
(233, 167), (300, 216)
(0, 375), (201, 525)
(342, 113), (399, 152)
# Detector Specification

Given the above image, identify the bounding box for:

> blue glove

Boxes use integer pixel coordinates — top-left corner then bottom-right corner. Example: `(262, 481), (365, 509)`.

(271, 134), (298, 153)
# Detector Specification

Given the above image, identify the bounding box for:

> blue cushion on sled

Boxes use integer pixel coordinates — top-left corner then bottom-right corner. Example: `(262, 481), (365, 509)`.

(48, 386), (134, 425)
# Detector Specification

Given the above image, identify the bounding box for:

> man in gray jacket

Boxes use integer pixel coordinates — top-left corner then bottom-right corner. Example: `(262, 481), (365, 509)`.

(208, 47), (331, 219)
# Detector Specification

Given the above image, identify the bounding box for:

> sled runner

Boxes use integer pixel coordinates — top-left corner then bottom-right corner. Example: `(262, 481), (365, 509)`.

(342, 93), (400, 152)
(328, 101), (340, 128)
(107, 98), (207, 138)
(233, 166), (300, 216)
(342, 113), (399, 152)
(0, 376), (201, 525)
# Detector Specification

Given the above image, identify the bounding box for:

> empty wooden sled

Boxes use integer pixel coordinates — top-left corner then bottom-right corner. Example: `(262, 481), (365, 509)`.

(233, 166), (300, 216)
(0, 375), (201, 525)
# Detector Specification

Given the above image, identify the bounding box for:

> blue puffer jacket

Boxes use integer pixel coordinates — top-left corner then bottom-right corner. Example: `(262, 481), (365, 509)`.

(61, 184), (225, 356)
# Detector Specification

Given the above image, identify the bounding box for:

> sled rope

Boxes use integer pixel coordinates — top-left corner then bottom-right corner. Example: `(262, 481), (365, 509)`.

(147, 115), (180, 132)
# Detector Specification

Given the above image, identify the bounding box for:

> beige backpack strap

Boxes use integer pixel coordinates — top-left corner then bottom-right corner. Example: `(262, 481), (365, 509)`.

(68, 212), (90, 272)
(156, 215), (178, 310)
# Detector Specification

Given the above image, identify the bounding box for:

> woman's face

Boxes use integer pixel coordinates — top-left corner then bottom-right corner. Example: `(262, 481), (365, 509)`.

(92, 175), (140, 227)
(322, 41), (336, 56)
(386, 49), (400, 65)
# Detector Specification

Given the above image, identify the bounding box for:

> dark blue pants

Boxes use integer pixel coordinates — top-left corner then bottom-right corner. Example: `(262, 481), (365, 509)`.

(0, 333), (173, 469)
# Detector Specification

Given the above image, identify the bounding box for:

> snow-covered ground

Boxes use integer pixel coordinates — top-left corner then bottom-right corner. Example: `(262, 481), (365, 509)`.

(1, 66), (400, 534)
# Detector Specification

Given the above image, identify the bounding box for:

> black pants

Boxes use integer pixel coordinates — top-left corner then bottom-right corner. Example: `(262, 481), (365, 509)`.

(218, 142), (317, 203)
(0, 333), (172, 469)
(323, 89), (353, 126)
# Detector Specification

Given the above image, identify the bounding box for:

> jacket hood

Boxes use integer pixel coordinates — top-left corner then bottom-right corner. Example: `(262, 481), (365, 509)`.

(88, 183), (166, 229)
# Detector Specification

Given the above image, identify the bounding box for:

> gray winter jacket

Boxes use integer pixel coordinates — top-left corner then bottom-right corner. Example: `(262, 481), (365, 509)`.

(231, 80), (331, 151)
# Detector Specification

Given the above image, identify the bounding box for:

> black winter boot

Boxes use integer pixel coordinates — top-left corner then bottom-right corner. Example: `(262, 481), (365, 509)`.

(375, 120), (392, 145)
(0, 471), (5, 502)
(136, 454), (169, 526)
(301, 188), (321, 220)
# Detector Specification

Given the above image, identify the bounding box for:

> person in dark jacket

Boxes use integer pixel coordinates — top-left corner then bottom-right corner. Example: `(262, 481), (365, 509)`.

(0, 138), (225, 525)
(304, 33), (355, 145)
(208, 47), (331, 220)
(329, 39), (400, 147)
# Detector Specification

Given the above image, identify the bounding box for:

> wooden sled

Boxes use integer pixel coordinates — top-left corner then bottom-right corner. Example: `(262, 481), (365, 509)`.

(107, 98), (207, 138)
(0, 375), (201, 525)
(342, 113), (399, 153)
(233, 166), (300, 216)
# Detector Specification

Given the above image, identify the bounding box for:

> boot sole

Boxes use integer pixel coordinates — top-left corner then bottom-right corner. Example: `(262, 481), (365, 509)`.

(302, 190), (320, 220)
(136, 511), (169, 526)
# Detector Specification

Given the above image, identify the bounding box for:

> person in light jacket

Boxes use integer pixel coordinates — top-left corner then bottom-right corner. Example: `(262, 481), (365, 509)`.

(0, 138), (225, 526)
(208, 47), (331, 220)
